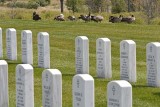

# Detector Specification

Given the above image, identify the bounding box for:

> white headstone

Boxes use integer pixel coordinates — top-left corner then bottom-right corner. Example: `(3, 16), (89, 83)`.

(0, 60), (8, 107)
(146, 42), (160, 87)
(38, 32), (50, 68)
(42, 69), (62, 107)
(16, 64), (34, 107)
(73, 74), (94, 107)
(107, 80), (132, 107)
(21, 30), (33, 64)
(96, 38), (112, 78)
(6, 28), (17, 60)
(0, 28), (3, 58)
(75, 36), (89, 74)
(120, 40), (136, 82)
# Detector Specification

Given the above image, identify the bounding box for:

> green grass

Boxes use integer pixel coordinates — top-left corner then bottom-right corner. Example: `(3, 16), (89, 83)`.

(1, 19), (160, 107)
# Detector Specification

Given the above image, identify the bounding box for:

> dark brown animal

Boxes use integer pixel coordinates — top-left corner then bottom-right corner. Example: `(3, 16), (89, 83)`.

(68, 16), (76, 21)
(109, 16), (121, 23)
(33, 12), (41, 21)
(120, 15), (135, 23)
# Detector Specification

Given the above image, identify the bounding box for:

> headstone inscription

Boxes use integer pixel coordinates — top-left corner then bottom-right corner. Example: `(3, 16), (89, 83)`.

(21, 30), (33, 64)
(73, 74), (94, 107)
(107, 80), (132, 107)
(38, 32), (50, 68)
(6, 28), (17, 60)
(0, 60), (8, 107)
(16, 64), (34, 107)
(146, 42), (160, 87)
(96, 38), (112, 78)
(75, 36), (89, 74)
(120, 40), (136, 82)
(0, 28), (3, 58)
(42, 69), (62, 107)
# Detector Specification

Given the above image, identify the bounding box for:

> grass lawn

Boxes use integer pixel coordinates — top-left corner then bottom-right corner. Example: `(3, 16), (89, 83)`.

(0, 19), (160, 107)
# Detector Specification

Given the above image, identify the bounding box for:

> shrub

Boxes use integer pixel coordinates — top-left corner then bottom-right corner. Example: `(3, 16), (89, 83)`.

(27, 1), (39, 9)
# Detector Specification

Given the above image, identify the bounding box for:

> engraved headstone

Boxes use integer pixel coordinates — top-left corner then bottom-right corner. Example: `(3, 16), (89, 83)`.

(75, 36), (89, 74)
(120, 40), (136, 82)
(107, 80), (132, 107)
(0, 60), (8, 107)
(73, 74), (94, 107)
(21, 30), (33, 64)
(38, 32), (50, 68)
(42, 69), (62, 107)
(0, 28), (3, 58)
(96, 38), (112, 78)
(16, 64), (34, 107)
(6, 28), (17, 60)
(146, 42), (160, 87)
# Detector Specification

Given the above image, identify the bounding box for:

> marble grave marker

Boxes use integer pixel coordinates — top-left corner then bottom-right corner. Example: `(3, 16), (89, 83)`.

(146, 42), (160, 87)
(42, 69), (62, 107)
(107, 80), (132, 107)
(96, 38), (112, 78)
(21, 30), (33, 64)
(0, 60), (8, 107)
(73, 74), (94, 107)
(0, 28), (3, 58)
(38, 32), (50, 68)
(6, 28), (17, 60)
(120, 40), (136, 82)
(16, 64), (34, 107)
(75, 36), (89, 74)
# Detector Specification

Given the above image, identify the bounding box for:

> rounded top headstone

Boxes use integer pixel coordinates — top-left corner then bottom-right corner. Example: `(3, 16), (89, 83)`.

(147, 42), (160, 47)
(16, 64), (33, 70)
(76, 36), (88, 40)
(108, 80), (132, 87)
(0, 60), (7, 65)
(121, 40), (135, 44)
(43, 69), (61, 75)
(7, 28), (16, 32)
(22, 30), (32, 34)
(97, 38), (110, 42)
(38, 32), (49, 36)
(73, 74), (94, 81)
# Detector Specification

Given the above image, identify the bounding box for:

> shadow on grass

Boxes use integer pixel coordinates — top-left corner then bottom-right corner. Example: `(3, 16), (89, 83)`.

(62, 73), (75, 77)
(132, 84), (150, 88)
(153, 92), (160, 97)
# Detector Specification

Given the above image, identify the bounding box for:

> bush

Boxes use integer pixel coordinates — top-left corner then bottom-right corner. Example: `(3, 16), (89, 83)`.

(27, 1), (39, 9)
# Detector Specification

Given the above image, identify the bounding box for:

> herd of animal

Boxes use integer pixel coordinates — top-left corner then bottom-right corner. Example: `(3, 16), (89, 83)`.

(32, 11), (135, 24)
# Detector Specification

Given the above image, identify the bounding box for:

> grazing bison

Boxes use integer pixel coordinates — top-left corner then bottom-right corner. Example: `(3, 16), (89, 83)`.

(91, 15), (104, 23)
(54, 14), (65, 21)
(33, 12), (41, 21)
(109, 16), (121, 23)
(67, 15), (76, 21)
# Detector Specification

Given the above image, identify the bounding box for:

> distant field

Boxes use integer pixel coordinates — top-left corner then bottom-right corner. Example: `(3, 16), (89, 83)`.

(0, 19), (160, 107)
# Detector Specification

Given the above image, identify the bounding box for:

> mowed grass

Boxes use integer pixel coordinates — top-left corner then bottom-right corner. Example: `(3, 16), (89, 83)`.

(1, 19), (160, 107)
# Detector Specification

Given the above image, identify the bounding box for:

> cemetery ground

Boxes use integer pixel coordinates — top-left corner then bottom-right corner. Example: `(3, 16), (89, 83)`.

(1, 19), (160, 107)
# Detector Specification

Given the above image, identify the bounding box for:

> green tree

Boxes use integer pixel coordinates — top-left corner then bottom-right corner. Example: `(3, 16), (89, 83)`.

(111, 0), (127, 13)
(66, 0), (85, 13)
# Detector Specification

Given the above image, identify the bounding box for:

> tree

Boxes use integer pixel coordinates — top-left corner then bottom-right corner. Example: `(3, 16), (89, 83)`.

(142, 0), (160, 24)
(86, 0), (111, 13)
(66, 0), (85, 13)
(60, 0), (64, 13)
(111, 0), (127, 13)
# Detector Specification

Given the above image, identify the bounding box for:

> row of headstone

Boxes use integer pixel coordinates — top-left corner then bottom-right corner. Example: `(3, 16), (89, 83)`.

(75, 36), (136, 83)
(0, 61), (61, 107)
(0, 28), (50, 68)
(0, 60), (132, 107)
(75, 36), (160, 87)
